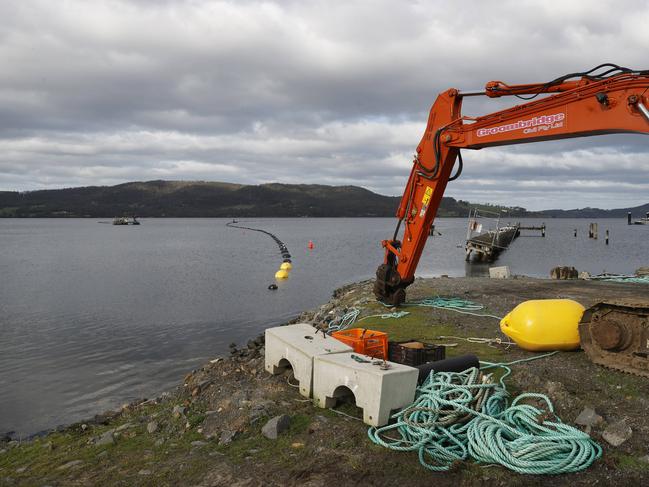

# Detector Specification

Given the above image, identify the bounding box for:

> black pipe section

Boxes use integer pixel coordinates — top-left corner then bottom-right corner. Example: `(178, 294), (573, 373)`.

(415, 354), (480, 384)
(226, 221), (292, 264)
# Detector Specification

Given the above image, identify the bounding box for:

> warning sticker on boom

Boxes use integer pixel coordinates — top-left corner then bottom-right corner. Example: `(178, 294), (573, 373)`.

(419, 186), (433, 217)
(422, 186), (433, 206)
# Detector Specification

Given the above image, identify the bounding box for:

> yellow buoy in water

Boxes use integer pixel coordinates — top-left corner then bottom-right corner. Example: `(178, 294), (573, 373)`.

(500, 299), (585, 352)
(275, 269), (289, 279)
(280, 262), (292, 270)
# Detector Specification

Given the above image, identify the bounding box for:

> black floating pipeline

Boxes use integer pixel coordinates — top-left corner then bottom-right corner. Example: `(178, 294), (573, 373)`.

(226, 220), (293, 281)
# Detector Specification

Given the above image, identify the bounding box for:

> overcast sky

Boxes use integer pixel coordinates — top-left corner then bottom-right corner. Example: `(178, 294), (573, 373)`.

(1, 0), (648, 209)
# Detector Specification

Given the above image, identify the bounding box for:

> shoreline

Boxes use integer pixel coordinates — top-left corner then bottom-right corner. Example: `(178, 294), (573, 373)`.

(3, 276), (649, 486)
(3, 278), (365, 443)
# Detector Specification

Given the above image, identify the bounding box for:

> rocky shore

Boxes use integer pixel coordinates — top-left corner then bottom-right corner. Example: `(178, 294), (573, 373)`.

(2, 276), (649, 486)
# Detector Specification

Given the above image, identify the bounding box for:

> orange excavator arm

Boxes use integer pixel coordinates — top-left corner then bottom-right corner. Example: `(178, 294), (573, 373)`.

(374, 64), (649, 305)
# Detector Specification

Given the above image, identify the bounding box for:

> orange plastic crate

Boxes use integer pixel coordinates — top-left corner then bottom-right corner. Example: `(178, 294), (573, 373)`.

(331, 328), (388, 359)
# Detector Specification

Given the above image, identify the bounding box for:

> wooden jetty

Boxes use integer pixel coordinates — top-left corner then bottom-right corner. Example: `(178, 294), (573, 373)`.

(634, 212), (649, 225)
(465, 224), (520, 262)
(628, 212), (649, 225)
(519, 224), (546, 237)
(464, 209), (545, 262)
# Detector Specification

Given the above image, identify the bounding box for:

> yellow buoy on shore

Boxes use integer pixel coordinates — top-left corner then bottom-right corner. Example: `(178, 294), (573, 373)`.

(275, 269), (289, 279)
(280, 262), (292, 270)
(500, 299), (585, 352)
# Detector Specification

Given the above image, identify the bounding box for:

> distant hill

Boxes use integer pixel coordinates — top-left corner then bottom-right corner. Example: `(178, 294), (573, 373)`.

(534, 203), (649, 219)
(0, 180), (447, 217)
(0, 180), (646, 218)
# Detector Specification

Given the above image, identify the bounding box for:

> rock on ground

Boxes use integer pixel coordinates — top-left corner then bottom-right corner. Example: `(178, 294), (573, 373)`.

(575, 407), (603, 428)
(602, 419), (633, 447)
(95, 430), (115, 446)
(550, 266), (578, 280)
(575, 407), (604, 434)
(219, 430), (237, 446)
(261, 415), (290, 440)
(172, 405), (186, 418)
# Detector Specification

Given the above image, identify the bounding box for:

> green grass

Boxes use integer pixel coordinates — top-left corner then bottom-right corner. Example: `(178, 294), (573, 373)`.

(592, 369), (647, 399)
(611, 452), (649, 472)
(0, 402), (223, 487)
(354, 305), (507, 364)
(215, 413), (312, 466)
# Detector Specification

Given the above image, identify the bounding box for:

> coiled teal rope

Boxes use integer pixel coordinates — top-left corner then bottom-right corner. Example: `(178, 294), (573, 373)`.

(326, 309), (361, 333)
(327, 296), (499, 334)
(591, 275), (649, 284)
(382, 296), (503, 320)
(368, 363), (601, 474)
(326, 309), (410, 333)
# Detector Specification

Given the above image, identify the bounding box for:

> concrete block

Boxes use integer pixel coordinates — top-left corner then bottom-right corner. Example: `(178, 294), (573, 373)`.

(489, 266), (511, 279)
(312, 353), (418, 427)
(265, 323), (352, 398)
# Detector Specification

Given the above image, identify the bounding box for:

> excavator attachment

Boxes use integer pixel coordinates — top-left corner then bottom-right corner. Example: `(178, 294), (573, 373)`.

(373, 263), (408, 306)
(579, 300), (649, 377)
(376, 65), (649, 305)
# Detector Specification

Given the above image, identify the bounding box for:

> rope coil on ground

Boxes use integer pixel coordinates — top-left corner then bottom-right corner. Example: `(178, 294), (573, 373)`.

(326, 296), (499, 333)
(591, 275), (649, 284)
(437, 335), (515, 348)
(326, 309), (361, 333)
(368, 363), (601, 474)
(326, 309), (409, 333)
(381, 296), (503, 320)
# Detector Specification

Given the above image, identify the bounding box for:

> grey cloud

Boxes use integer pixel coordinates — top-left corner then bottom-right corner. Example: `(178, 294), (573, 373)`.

(1, 0), (648, 209)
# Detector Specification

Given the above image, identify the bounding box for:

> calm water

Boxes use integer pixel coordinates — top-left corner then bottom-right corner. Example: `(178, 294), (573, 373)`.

(1, 217), (647, 435)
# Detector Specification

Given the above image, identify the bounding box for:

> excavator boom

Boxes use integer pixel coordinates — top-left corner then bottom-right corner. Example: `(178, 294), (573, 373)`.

(374, 64), (649, 306)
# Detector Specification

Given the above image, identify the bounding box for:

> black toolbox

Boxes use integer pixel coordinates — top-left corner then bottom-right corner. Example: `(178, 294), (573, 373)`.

(388, 340), (445, 366)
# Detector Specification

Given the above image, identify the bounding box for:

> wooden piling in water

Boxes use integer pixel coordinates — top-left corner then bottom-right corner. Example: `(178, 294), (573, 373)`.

(518, 224), (546, 234)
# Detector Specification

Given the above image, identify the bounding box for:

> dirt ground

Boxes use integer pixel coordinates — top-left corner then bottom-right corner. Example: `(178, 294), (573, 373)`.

(2, 277), (649, 486)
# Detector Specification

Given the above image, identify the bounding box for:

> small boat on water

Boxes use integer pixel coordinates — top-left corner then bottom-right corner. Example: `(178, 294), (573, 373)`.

(112, 216), (140, 225)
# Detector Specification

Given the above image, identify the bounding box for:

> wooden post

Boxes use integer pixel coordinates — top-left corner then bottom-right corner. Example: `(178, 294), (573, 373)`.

(541, 223), (546, 237)
(628, 212), (632, 225)
(574, 228), (577, 237)
(605, 229), (609, 245)
(589, 223), (598, 239)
